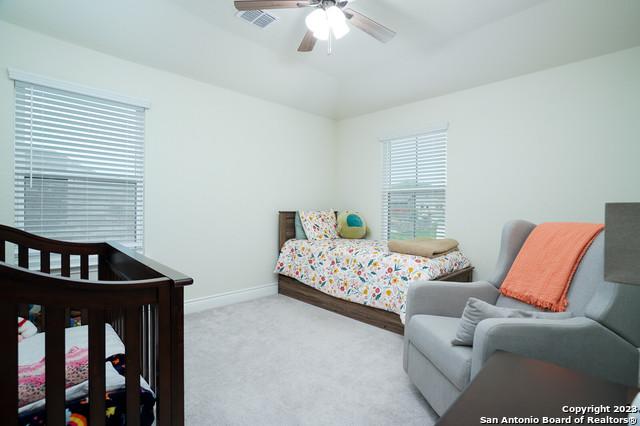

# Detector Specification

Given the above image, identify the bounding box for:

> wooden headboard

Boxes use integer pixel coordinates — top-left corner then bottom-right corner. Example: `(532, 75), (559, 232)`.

(279, 211), (296, 251)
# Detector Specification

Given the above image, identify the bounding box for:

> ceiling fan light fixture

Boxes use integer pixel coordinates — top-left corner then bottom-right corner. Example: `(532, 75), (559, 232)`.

(327, 6), (349, 39)
(306, 5), (349, 41)
(326, 6), (345, 26)
(313, 26), (330, 40)
(331, 20), (350, 39)
(305, 8), (327, 34)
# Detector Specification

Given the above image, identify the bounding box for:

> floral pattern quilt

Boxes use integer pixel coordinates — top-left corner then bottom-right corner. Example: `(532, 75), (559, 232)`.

(275, 239), (471, 322)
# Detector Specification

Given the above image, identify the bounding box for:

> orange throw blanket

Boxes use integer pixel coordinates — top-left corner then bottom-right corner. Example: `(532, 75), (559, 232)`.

(500, 222), (604, 312)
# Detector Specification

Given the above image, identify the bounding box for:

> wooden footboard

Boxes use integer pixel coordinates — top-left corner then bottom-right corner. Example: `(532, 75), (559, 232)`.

(0, 224), (192, 426)
(279, 275), (406, 334)
(278, 267), (474, 335)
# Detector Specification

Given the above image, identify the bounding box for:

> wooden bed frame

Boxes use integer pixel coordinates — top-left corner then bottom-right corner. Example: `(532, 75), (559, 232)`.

(0, 224), (193, 426)
(277, 211), (474, 334)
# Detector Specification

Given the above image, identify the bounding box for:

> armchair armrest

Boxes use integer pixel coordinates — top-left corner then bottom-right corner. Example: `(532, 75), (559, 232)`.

(405, 280), (500, 322)
(471, 317), (640, 387)
(403, 280), (499, 372)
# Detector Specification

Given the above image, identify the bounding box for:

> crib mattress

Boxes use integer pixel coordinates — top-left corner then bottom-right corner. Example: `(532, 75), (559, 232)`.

(275, 239), (471, 321)
(17, 324), (155, 425)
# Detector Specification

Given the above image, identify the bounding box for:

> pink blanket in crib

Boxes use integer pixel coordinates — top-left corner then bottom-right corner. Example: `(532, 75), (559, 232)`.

(18, 346), (89, 407)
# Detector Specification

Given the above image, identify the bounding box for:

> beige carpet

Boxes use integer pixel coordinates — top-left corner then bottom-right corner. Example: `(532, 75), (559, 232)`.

(184, 294), (437, 425)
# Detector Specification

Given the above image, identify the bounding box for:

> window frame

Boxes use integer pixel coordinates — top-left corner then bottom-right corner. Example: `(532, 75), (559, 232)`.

(380, 127), (448, 241)
(10, 70), (149, 269)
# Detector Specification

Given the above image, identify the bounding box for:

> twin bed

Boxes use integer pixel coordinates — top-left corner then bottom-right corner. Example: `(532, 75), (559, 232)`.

(0, 224), (192, 425)
(276, 211), (474, 334)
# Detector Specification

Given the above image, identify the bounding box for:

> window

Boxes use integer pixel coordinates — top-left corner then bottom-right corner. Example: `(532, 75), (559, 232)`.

(381, 127), (447, 240)
(13, 76), (146, 267)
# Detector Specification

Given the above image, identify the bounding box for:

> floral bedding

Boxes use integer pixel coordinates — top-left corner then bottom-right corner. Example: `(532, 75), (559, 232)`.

(275, 239), (471, 322)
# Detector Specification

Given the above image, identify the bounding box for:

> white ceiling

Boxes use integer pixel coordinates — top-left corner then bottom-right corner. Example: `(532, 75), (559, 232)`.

(1, 0), (640, 119)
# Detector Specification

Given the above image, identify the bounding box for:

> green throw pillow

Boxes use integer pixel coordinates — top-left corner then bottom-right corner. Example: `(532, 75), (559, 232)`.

(337, 211), (366, 239)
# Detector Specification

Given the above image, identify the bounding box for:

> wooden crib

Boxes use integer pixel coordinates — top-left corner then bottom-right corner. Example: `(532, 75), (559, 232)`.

(0, 224), (193, 425)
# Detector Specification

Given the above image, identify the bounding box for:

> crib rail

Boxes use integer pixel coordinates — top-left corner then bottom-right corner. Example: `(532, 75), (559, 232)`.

(0, 224), (192, 426)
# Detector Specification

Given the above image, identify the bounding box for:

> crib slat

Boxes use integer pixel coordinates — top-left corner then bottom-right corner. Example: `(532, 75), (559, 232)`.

(61, 253), (71, 277)
(80, 254), (89, 279)
(126, 306), (141, 426)
(19, 304), (30, 319)
(18, 245), (28, 268)
(98, 254), (109, 280)
(172, 287), (185, 425)
(45, 306), (66, 425)
(0, 240), (5, 262)
(150, 303), (157, 392)
(39, 308), (46, 332)
(0, 302), (18, 423)
(157, 288), (172, 426)
(16, 239), (31, 331)
(40, 251), (51, 273)
(142, 305), (149, 381)
(89, 309), (106, 426)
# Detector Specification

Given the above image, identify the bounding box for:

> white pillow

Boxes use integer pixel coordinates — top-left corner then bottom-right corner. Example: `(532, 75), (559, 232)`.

(299, 210), (338, 240)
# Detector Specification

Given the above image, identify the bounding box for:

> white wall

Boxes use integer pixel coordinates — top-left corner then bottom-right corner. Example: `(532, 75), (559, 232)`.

(336, 47), (640, 280)
(2, 19), (640, 303)
(0, 21), (337, 300)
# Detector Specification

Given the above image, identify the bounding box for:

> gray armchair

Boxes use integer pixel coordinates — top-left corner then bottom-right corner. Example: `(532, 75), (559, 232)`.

(403, 220), (640, 416)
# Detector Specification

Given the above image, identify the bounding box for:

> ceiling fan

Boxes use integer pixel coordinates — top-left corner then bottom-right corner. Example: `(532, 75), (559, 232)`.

(234, 0), (396, 53)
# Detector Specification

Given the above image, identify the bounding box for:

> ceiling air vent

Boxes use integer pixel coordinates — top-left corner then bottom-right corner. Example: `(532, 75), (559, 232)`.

(236, 10), (277, 29)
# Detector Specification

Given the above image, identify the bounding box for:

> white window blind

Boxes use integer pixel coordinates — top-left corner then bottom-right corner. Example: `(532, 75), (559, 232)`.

(381, 128), (447, 241)
(13, 80), (145, 264)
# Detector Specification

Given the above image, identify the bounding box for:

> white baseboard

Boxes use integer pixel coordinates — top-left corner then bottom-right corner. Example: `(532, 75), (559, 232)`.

(184, 282), (278, 315)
